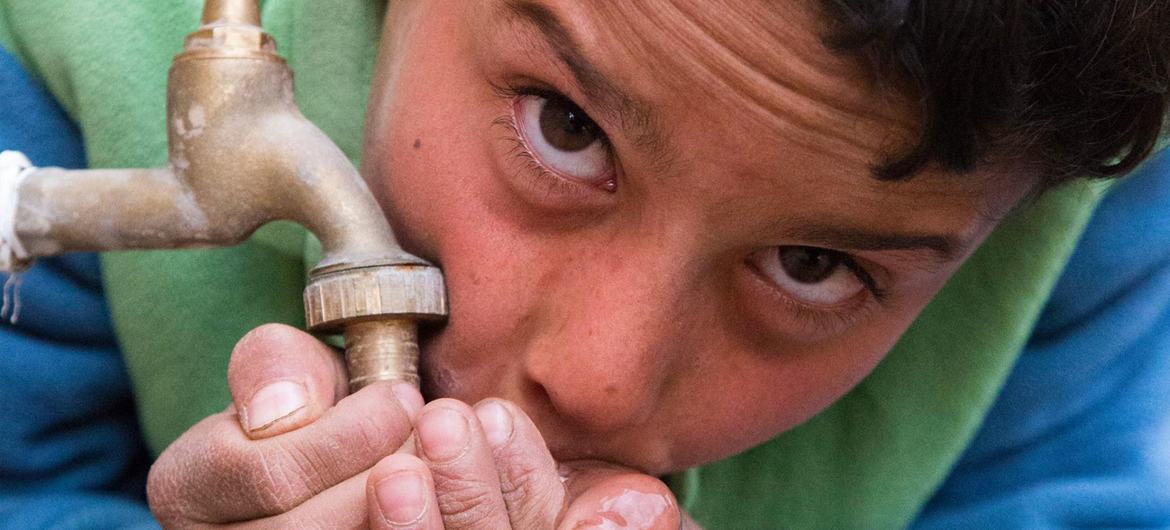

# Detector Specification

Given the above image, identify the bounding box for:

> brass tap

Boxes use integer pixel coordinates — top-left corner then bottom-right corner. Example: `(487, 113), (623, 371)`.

(0, 0), (446, 391)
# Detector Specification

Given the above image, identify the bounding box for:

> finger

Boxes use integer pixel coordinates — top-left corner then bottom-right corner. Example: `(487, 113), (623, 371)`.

(367, 454), (444, 530)
(227, 323), (349, 438)
(229, 467), (372, 530)
(414, 399), (512, 529)
(148, 381), (419, 524)
(473, 399), (566, 528)
(558, 469), (681, 530)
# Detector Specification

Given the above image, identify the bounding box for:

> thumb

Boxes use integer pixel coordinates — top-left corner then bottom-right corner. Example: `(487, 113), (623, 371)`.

(227, 323), (348, 439)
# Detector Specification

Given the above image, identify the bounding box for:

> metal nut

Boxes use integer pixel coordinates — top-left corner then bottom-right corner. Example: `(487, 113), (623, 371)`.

(303, 264), (447, 332)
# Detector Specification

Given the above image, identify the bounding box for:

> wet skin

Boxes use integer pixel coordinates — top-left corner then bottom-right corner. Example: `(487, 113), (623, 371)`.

(363, 0), (1035, 477)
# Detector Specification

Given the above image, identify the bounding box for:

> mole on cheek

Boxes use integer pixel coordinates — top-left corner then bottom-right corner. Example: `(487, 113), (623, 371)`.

(413, 138), (422, 149)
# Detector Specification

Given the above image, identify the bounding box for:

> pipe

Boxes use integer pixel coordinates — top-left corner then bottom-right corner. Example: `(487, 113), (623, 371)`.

(344, 320), (421, 388)
(200, 0), (261, 26)
(0, 0), (446, 390)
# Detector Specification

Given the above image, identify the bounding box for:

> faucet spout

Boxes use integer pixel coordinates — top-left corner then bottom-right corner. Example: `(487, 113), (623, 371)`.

(0, 0), (447, 389)
(236, 112), (423, 271)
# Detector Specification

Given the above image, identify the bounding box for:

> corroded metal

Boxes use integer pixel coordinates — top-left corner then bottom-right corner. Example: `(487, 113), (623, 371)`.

(304, 264), (447, 328)
(200, 0), (261, 27)
(8, 0), (446, 389)
(343, 319), (421, 390)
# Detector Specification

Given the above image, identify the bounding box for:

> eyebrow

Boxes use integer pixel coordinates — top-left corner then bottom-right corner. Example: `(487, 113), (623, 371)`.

(502, 1), (672, 158)
(782, 223), (964, 262)
(500, 2), (965, 263)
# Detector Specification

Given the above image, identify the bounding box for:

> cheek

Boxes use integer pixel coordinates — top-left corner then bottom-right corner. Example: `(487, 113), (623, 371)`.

(364, 29), (539, 395)
(376, 124), (534, 394)
(666, 306), (915, 468)
(366, 0), (498, 257)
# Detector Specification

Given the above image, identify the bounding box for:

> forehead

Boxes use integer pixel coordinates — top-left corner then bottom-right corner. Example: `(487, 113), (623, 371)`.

(568, 0), (919, 165)
(478, 0), (1032, 234)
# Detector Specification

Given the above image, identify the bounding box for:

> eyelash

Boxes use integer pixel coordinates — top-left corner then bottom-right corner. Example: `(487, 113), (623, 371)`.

(490, 81), (617, 196)
(785, 292), (879, 336)
(840, 256), (887, 301)
(746, 252), (889, 335)
(490, 81), (888, 335)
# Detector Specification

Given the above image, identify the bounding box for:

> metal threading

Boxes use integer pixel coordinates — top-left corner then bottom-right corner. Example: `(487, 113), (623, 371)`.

(343, 319), (421, 391)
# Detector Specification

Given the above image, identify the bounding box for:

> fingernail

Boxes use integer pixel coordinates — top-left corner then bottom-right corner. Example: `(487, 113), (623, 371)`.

(475, 401), (513, 448)
(417, 407), (469, 462)
(244, 380), (307, 433)
(392, 382), (423, 420)
(375, 470), (427, 525)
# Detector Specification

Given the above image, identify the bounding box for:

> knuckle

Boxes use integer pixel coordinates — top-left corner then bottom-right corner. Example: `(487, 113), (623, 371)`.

(433, 475), (503, 527)
(257, 446), (320, 512)
(250, 414), (398, 512)
(496, 453), (545, 500)
(351, 412), (400, 456)
(270, 435), (339, 495)
(497, 458), (562, 524)
(237, 444), (317, 514)
(145, 410), (347, 524)
(292, 387), (407, 470)
(351, 384), (412, 440)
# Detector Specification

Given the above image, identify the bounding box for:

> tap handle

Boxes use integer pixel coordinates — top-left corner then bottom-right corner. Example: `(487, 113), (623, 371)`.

(0, 151), (34, 273)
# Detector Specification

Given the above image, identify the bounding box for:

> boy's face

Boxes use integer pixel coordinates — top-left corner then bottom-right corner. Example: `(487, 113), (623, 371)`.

(363, 0), (1032, 475)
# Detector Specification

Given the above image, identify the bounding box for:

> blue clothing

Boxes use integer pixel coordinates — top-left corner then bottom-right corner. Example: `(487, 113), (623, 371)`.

(914, 153), (1170, 527)
(2, 41), (1169, 527)
(0, 47), (155, 528)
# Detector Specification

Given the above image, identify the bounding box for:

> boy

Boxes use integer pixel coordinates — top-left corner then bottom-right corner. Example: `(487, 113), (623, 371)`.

(1, 0), (1168, 527)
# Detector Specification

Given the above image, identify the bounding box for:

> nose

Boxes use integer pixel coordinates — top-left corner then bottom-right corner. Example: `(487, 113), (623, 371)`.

(522, 249), (692, 435)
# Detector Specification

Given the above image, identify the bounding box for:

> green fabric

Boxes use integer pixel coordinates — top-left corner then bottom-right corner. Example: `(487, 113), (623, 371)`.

(0, 3), (1105, 528)
(0, 0), (384, 453)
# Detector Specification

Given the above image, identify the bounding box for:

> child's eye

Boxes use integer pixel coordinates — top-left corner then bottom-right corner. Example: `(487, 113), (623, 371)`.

(513, 92), (615, 188)
(747, 246), (869, 306)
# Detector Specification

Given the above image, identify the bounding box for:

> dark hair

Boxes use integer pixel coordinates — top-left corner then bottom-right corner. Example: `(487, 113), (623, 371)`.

(819, 0), (1170, 186)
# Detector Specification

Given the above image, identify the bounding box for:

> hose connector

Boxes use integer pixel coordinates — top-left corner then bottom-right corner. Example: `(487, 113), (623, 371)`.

(304, 261), (447, 390)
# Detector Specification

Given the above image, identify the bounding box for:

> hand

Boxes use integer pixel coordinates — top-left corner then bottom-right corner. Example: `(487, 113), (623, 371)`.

(147, 323), (420, 528)
(146, 323), (697, 529)
(369, 397), (696, 529)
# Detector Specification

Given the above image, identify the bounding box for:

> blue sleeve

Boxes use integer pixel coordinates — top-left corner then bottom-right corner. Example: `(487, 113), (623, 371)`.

(913, 150), (1170, 528)
(0, 46), (156, 529)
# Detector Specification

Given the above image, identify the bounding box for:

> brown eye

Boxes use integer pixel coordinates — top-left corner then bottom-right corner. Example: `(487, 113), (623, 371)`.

(538, 95), (601, 152)
(747, 246), (866, 306)
(514, 94), (613, 185)
(779, 246), (842, 284)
